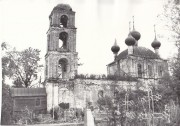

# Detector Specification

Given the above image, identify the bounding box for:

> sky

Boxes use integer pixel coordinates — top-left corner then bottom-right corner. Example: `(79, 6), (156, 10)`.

(0, 0), (176, 76)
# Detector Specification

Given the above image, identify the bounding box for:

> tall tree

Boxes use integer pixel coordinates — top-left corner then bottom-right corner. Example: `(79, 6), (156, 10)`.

(2, 43), (43, 87)
(1, 42), (13, 124)
(161, 0), (180, 105)
(1, 83), (13, 125)
(162, 0), (180, 48)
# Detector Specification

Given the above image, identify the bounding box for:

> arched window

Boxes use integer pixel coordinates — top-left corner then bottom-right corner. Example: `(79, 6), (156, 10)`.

(59, 32), (68, 49)
(60, 15), (68, 27)
(59, 59), (67, 72)
(137, 64), (142, 78)
(148, 65), (153, 77)
(58, 58), (68, 78)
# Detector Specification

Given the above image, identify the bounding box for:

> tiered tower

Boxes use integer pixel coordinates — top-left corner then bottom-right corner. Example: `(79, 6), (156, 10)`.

(45, 4), (78, 111)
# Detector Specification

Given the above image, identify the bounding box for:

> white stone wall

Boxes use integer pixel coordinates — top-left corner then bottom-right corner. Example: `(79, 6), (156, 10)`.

(45, 78), (164, 112)
(46, 82), (59, 111)
(58, 87), (75, 108)
(73, 79), (137, 108)
(45, 79), (138, 111)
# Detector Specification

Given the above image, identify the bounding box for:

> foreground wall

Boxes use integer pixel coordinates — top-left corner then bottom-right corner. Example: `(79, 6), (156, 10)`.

(46, 79), (139, 111)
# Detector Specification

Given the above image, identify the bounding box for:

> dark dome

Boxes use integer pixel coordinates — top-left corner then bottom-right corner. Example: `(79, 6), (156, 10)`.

(111, 41), (120, 54)
(151, 38), (161, 49)
(116, 46), (160, 60)
(130, 30), (141, 41)
(53, 4), (72, 11)
(125, 35), (136, 46)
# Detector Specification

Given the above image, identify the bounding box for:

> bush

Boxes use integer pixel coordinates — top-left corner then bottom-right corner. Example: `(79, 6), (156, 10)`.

(89, 74), (96, 79)
(1, 83), (13, 125)
(12, 113), (22, 124)
(107, 75), (137, 81)
(32, 117), (41, 123)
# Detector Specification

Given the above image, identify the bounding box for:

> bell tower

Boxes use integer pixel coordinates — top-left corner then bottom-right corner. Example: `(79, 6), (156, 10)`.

(45, 4), (78, 111)
(45, 4), (78, 80)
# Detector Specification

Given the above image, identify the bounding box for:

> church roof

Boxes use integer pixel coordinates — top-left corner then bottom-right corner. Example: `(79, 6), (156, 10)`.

(107, 46), (160, 66)
(11, 88), (46, 97)
(117, 46), (160, 60)
(53, 4), (72, 11)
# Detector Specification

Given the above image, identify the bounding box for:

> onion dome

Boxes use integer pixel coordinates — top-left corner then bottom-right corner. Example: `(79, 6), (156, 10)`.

(130, 30), (141, 41)
(125, 34), (136, 46)
(151, 38), (161, 49)
(111, 39), (120, 54)
(130, 16), (141, 41)
(151, 25), (161, 49)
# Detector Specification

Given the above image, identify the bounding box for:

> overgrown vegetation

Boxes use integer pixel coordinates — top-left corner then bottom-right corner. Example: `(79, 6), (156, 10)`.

(96, 79), (180, 126)
(1, 83), (13, 125)
(160, 0), (180, 107)
(1, 42), (44, 125)
(75, 74), (138, 81)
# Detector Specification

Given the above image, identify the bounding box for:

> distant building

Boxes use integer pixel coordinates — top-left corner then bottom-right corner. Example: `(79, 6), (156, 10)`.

(11, 88), (47, 114)
(107, 24), (168, 83)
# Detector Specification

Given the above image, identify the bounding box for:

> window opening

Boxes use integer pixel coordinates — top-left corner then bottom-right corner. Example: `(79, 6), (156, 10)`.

(59, 32), (68, 49)
(60, 15), (68, 27)
(138, 64), (142, 78)
(58, 59), (68, 78)
(148, 65), (153, 77)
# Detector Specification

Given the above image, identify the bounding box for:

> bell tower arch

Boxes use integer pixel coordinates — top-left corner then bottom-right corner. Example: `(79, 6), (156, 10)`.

(45, 4), (78, 111)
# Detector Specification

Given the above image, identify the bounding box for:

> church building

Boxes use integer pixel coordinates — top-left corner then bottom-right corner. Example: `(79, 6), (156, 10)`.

(107, 23), (168, 83)
(45, 4), (169, 111)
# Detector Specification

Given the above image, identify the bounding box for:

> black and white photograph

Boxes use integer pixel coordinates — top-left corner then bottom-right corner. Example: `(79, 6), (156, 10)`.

(1, 0), (180, 125)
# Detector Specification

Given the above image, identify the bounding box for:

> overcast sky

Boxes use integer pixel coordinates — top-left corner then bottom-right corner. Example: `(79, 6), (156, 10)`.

(0, 0), (176, 76)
